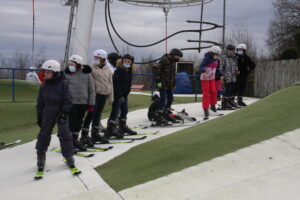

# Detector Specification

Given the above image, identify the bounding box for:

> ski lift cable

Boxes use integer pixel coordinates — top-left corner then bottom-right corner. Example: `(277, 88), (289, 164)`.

(105, 0), (162, 64)
(106, 0), (206, 48)
(32, 0), (35, 66)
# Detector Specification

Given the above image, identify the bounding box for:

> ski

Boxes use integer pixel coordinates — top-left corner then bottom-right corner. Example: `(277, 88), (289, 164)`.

(76, 148), (104, 153)
(89, 145), (113, 151)
(136, 131), (159, 136)
(52, 147), (94, 158)
(109, 140), (134, 144)
(110, 136), (147, 140)
(137, 121), (201, 129)
(34, 171), (44, 180)
(0, 140), (21, 149)
(63, 159), (82, 176)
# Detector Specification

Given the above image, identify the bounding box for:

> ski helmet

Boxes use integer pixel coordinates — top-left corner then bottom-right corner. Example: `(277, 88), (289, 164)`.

(93, 49), (107, 59)
(169, 48), (183, 57)
(108, 52), (121, 66)
(237, 43), (247, 50)
(68, 55), (83, 65)
(210, 46), (222, 54)
(226, 44), (235, 51)
(41, 60), (61, 72)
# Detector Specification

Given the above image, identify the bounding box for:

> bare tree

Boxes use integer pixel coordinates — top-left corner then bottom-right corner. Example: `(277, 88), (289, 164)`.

(222, 24), (258, 61)
(267, 0), (300, 58)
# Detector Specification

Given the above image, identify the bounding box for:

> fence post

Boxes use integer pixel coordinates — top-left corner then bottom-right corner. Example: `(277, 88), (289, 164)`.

(12, 69), (15, 102)
(195, 75), (199, 102)
(151, 73), (154, 98)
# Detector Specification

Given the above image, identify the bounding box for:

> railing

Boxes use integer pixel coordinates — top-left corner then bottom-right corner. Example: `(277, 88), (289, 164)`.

(0, 68), (202, 103)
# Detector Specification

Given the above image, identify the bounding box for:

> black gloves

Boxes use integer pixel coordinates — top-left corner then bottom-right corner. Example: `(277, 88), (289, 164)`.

(58, 113), (68, 124)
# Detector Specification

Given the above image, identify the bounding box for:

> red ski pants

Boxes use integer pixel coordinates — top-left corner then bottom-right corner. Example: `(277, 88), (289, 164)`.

(201, 80), (217, 110)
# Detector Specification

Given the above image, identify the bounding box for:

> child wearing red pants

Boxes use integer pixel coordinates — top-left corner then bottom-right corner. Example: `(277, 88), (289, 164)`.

(199, 46), (222, 120)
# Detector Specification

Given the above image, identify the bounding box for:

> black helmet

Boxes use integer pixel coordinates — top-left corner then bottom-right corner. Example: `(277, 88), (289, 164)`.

(122, 53), (134, 64)
(226, 44), (235, 51)
(108, 52), (121, 66)
(170, 48), (183, 57)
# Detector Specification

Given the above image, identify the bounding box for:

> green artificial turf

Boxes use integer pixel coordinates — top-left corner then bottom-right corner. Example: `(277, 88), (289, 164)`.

(96, 83), (300, 192)
(0, 79), (196, 147)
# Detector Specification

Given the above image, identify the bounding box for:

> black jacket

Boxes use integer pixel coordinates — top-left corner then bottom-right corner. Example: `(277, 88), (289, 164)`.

(236, 53), (256, 78)
(113, 66), (132, 99)
(37, 75), (73, 118)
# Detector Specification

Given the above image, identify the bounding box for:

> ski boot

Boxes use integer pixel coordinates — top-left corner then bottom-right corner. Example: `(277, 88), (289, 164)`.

(238, 96), (247, 107)
(91, 126), (109, 144)
(154, 110), (170, 126)
(203, 109), (209, 120)
(119, 119), (137, 135)
(35, 151), (46, 180)
(210, 105), (217, 113)
(106, 120), (123, 139)
(65, 156), (81, 176)
(73, 138), (87, 152)
(79, 128), (94, 147)
(221, 98), (236, 110)
(229, 97), (240, 108)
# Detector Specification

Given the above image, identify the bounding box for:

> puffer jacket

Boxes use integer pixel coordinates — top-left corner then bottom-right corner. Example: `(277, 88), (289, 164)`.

(221, 53), (238, 83)
(199, 52), (221, 81)
(236, 53), (256, 78)
(154, 54), (176, 89)
(113, 65), (132, 99)
(65, 65), (95, 105)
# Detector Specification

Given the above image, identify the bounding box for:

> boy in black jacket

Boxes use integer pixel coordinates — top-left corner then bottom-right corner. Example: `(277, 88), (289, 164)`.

(106, 54), (137, 138)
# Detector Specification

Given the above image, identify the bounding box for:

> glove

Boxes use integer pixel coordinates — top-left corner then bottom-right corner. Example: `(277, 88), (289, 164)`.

(58, 113), (68, 124)
(87, 105), (95, 113)
(37, 115), (42, 128)
(157, 82), (162, 88)
(119, 97), (125, 104)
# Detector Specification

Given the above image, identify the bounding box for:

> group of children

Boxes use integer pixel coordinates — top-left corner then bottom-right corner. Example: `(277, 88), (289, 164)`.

(33, 44), (255, 175)
(199, 44), (256, 120)
(34, 49), (137, 175)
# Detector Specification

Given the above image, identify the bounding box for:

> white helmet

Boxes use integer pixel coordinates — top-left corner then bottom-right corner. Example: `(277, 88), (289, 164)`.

(41, 60), (61, 72)
(29, 66), (36, 70)
(237, 43), (247, 50)
(210, 46), (222, 54)
(93, 49), (107, 59)
(68, 55), (83, 65)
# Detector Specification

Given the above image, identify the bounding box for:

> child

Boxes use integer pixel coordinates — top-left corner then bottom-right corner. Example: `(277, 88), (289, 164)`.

(65, 55), (95, 151)
(199, 46), (222, 120)
(221, 44), (240, 110)
(35, 60), (80, 178)
(82, 49), (113, 144)
(106, 54), (137, 137)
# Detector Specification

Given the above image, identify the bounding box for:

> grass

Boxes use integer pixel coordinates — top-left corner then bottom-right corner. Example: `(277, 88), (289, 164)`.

(0, 79), (197, 147)
(96, 83), (300, 192)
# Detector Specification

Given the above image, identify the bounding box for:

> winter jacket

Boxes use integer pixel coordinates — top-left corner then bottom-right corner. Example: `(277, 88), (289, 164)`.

(236, 53), (256, 78)
(36, 75), (73, 119)
(91, 65), (114, 102)
(154, 54), (176, 89)
(65, 65), (95, 105)
(221, 53), (238, 83)
(199, 52), (221, 81)
(113, 65), (132, 100)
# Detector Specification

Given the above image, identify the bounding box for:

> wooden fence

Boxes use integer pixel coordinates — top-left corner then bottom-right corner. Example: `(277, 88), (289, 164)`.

(254, 59), (300, 97)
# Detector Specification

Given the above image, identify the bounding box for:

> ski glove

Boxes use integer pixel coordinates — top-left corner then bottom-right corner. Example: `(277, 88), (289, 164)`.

(58, 113), (68, 124)
(119, 97), (125, 104)
(87, 105), (95, 113)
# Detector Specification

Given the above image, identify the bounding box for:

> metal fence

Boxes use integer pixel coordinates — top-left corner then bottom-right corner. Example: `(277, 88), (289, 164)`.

(0, 68), (203, 103)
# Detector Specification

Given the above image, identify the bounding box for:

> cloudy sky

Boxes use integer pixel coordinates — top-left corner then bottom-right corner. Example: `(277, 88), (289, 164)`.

(0, 0), (273, 64)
